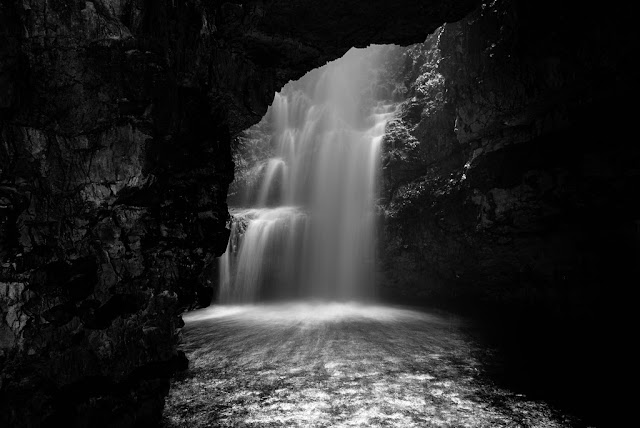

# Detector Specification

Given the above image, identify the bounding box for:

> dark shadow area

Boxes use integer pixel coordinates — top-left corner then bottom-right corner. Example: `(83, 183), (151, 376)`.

(376, 294), (606, 426)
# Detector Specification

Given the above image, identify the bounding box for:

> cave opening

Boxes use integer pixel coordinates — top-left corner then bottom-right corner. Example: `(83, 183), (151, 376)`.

(164, 35), (604, 426)
(1, 0), (632, 427)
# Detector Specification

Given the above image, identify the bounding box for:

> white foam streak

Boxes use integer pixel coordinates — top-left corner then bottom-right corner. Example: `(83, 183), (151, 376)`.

(183, 302), (444, 325)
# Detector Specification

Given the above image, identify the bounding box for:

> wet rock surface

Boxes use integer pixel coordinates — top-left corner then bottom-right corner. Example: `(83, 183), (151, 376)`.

(0, 0), (480, 426)
(371, 4), (635, 423)
(377, 0), (638, 312)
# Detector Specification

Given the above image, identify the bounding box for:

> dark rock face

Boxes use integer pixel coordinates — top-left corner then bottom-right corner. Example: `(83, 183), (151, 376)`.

(0, 0), (479, 426)
(376, 3), (635, 421)
(379, 0), (637, 309)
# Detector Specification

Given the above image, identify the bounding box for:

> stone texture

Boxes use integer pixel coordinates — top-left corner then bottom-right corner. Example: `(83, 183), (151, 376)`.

(377, 0), (638, 313)
(375, 6), (636, 422)
(0, 0), (480, 426)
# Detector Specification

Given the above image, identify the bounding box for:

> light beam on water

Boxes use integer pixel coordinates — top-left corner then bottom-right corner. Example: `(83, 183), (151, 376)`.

(219, 46), (396, 302)
(168, 303), (576, 427)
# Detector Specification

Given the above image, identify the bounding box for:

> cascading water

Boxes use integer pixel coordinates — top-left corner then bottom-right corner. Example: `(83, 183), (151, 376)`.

(219, 46), (396, 303)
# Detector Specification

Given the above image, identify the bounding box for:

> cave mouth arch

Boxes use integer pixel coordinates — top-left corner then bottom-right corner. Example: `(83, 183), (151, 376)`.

(1, 0), (632, 426)
(0, 0), (480, 423)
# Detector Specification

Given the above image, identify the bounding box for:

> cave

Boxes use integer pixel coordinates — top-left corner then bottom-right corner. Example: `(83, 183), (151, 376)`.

(0, 1), (634, 427)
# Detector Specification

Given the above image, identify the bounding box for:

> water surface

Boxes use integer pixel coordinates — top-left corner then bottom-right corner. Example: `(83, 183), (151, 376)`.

(164, 303), (578, 427)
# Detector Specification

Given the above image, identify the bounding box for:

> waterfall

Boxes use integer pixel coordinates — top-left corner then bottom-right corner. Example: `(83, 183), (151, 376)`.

(219, 46), (396, 303)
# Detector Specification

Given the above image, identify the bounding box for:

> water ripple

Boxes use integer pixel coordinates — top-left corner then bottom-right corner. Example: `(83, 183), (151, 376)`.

(164, 303), (578, 427)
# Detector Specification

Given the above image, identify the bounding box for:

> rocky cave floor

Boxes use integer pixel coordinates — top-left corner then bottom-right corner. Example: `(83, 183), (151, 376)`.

(161, 303), (593, 427)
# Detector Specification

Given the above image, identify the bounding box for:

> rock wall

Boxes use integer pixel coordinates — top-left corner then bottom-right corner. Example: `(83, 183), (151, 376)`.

(376, 4), (635, 421)
(378, 0), (638, 314)
(0, 0), (478, 426)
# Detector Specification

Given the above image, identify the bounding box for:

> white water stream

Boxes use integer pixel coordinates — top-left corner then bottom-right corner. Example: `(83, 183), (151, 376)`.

(219, 46), (395, 302)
